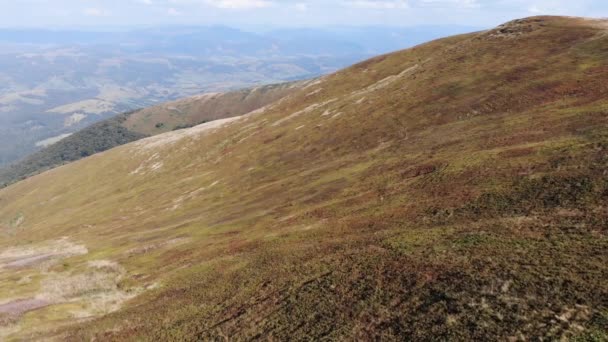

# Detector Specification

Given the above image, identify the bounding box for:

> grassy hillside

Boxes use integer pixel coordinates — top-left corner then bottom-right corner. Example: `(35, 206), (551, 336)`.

(0, 16), (607, 341)
(0, 82), (304, 188)
(123, 81), (306, 135)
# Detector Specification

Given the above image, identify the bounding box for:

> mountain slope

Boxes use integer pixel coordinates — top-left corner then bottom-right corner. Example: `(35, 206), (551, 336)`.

(0, 16), (607, 341)
(0, 81), (306, 187)
(0, 25), (480, 167)
(122, 80), (307, 135)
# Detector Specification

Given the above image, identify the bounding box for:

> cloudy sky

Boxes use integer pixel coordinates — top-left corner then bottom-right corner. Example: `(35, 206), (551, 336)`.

(1, 0), (606, 29)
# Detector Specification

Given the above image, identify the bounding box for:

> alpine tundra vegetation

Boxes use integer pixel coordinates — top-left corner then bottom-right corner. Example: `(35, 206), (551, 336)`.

(0, 16), (607, 341)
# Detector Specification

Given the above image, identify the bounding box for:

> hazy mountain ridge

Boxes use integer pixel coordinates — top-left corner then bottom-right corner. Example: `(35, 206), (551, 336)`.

(0, 16), (606, 340)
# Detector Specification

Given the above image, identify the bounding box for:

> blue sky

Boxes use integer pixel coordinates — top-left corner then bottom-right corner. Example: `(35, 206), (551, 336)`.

(1, 0), (606, 29)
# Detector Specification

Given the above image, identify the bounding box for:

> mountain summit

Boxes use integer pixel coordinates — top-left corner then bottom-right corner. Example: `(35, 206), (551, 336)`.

(0, 16), (606, 340)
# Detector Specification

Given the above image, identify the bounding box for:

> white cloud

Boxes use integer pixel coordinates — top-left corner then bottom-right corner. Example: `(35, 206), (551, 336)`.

(348, 0), (409, 9)
(83, 8), (110, 16)
(419, 0), (480, 9)
(295, 2), (308, 11)
(168, 7), (182, 15)
(1, 0), (603, 28)
(204, 0), (274, 9)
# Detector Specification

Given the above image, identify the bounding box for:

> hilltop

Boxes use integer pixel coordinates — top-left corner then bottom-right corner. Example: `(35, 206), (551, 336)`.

(0, 16), (606, 340)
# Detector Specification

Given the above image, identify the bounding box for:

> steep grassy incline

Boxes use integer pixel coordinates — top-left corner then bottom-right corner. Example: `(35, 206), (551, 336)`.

(0, 16), (607, 341)
(0, 81), (304, 188)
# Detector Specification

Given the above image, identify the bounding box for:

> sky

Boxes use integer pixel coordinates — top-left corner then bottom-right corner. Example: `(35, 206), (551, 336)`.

(0, 0), (606, 29)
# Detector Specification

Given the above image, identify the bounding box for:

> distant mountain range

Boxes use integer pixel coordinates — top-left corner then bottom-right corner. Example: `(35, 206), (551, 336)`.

(0, 25), (479, 166)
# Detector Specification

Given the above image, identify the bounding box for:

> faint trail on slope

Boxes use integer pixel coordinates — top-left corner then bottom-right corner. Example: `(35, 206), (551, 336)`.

(272, 98), (337, 127)
(132, 116), (242, 152)
(350, 64), (419, 99)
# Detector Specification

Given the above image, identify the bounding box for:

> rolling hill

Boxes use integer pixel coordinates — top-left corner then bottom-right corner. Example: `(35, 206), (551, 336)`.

(0, 81), (307, 187)
(0, 16), (606, 341)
